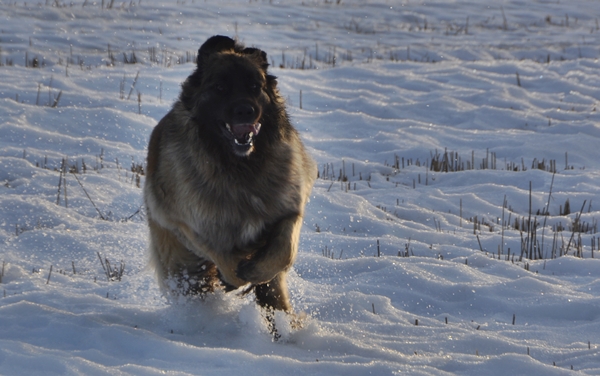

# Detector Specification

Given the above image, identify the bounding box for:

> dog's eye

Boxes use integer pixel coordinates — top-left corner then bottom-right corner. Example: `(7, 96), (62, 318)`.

(215, 83), (226, 92)
(251, 83), (261, 92)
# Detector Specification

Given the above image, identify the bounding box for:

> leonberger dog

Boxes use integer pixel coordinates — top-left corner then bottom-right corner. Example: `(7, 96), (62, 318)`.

(144, 35), (316, 317)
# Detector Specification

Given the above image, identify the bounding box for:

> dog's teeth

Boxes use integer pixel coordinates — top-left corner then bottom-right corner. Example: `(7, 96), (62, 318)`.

(233, 132), (253, 146)
(225, 123), (232, 132)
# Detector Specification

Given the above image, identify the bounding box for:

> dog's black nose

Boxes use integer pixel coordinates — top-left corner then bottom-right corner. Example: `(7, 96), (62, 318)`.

(234, 103), (255, 118)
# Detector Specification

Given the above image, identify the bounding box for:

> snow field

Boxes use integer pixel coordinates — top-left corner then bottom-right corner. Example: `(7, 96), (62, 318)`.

(1, 0), (600, 374)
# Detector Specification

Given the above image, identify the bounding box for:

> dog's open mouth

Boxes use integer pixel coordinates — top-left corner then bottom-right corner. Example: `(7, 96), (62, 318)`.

(225, 122), (261, 150)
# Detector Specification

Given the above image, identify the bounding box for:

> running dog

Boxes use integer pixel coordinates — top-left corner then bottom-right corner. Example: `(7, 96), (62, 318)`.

(144, 35), (316, 314)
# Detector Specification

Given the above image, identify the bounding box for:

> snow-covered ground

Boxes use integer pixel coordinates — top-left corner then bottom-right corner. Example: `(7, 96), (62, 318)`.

(1, 0), (599, 374)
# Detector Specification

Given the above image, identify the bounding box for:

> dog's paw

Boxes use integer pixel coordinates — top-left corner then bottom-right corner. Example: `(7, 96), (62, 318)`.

(265, 310), (307, 341)
(236, 258), (275, 284)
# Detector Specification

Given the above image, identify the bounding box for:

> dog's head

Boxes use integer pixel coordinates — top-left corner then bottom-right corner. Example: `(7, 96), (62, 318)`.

(181, 36), (280, 158)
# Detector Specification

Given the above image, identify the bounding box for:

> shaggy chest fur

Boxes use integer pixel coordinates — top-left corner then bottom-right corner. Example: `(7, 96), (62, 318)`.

(149, 116), (302, 254)
(180, 167), (292, 251)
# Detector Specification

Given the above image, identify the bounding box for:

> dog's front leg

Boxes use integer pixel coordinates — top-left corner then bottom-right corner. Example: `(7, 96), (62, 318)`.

(236, 213), (301, 285)
(176, 221), (250, 288)
(254, 272), (291, 312)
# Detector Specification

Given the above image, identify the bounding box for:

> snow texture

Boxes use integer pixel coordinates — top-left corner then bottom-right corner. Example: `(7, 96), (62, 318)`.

(1, 0), (599, 374)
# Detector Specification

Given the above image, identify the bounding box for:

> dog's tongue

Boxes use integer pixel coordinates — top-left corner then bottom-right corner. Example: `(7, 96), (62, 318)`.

(231, 123), (261, 139)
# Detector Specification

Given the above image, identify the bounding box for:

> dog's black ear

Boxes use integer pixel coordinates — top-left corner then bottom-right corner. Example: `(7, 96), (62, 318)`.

(197, 35), (236, 67)
(184, 36), (236, 93)
(242, 47), (269, 71)
(267, 74), (278, 89)
(242, 47), (267, 63)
